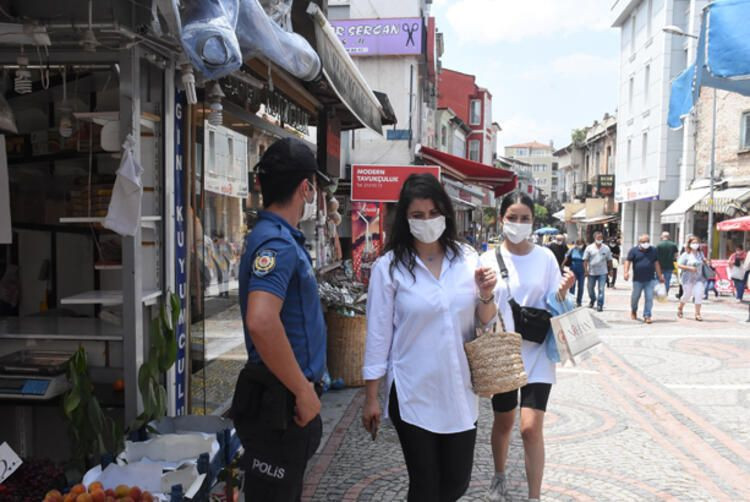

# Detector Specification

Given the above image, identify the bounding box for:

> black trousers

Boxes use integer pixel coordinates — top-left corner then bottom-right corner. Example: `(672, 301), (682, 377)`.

(389, 385), (477, 502)
(231, 365), (323, 502)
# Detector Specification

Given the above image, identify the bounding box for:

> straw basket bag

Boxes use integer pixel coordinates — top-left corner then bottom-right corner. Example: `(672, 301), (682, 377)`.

(325, 310), (366, 387)
(464, 314), (527, 398)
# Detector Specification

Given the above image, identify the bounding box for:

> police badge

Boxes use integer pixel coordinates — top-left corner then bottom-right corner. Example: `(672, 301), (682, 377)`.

(253, 249), (277, 277)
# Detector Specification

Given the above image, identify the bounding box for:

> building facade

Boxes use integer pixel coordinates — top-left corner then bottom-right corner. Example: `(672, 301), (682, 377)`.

(505, 141), (558, 201)
(435, 107), (470, 158)
(611, 0), (707, 252)
(438, 68), (497, 164)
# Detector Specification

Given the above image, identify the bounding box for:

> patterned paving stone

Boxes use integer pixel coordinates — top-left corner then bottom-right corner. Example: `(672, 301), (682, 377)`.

(303, 286), (750, 501)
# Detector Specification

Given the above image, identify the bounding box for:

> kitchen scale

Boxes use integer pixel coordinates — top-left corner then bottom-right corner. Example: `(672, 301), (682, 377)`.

(0, 350), (71, 400)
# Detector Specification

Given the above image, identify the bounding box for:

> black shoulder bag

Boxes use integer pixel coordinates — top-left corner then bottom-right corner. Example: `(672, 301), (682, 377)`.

(495, 246), (552, 344)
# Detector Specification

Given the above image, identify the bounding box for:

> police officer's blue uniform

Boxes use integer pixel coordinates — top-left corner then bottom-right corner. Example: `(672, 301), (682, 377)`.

(239, 210), (326, 380)
(231, 210), (327, 501)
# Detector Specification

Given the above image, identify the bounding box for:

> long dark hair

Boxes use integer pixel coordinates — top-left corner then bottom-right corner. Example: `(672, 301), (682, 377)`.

(386, 173), (461, 278)
(499, 191), (535, 219)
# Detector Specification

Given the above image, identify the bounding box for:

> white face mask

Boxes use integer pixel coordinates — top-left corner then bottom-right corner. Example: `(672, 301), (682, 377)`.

(640, 242), (651, 249)
(690, 243), (700, 251)
(502, 221), (532, 244)
(300, 182), (317, 222)
(595, 239), (604, 245)
(408, 215), (446, 244)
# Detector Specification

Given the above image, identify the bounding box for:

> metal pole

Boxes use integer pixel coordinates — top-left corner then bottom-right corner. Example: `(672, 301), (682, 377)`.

(708, 88), (716, 260)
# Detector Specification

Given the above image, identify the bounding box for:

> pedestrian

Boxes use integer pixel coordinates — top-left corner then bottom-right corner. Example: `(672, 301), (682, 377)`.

(656, 231), (679, 293)
(677, 235), (709, 321)
(623, 234), (665, 324)
(703, 266), (719, 300)
(480, 192), (575, 502)
(563, 239), (586, 307)
(608, 237), (621, 288)
(583, 231), (612, 312)
(727, 244), (748, 302)
(230, 138), (328, 501)
(676, 234), (694, 300)
(361, 174), (499, 502)
(546, 233), (567, 271)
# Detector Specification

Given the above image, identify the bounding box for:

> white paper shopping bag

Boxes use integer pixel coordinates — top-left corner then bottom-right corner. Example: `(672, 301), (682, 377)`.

(551, 307), (602, 365)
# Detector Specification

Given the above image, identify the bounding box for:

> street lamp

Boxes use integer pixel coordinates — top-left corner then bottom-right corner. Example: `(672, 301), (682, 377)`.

(663, 25), (716, 259)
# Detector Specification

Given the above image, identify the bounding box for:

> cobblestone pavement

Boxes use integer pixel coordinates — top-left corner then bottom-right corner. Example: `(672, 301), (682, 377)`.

(303, 285), (750, 501)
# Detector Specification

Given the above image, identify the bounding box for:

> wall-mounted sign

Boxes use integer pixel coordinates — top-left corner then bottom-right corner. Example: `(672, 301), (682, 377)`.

(597, 175), (615, 197)
(352, 164), (440, 202)
(386, 129), (411, 141)
(174, 90), (187, 416)
(331, 18), (423, 56)
(204, 123), (249, 199)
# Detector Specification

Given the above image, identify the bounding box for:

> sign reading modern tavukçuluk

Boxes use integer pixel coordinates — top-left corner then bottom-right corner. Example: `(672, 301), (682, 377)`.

(597, 175), (615, 197)
(331, 18), (423, 56)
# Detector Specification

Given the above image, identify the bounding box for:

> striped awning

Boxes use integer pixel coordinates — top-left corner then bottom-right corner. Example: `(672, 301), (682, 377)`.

(693, 187), (750, 216)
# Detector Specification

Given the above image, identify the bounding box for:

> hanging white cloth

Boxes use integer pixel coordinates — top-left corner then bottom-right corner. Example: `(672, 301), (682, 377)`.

(104, 135), (143, 236)
(0, 135), (11, 244)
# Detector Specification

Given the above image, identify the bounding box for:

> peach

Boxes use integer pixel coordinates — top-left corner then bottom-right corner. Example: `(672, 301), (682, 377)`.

(70, 485), (86, 497)
(46, 490), (64, 502)
(104, 489), (115, 498)
(119, 497), (135, 502)
(63, 493), (76, 502)
(114, 486), (130, 499)
(75, 493), (93, 502)
(88, 483), (103, 494)
(90, 490), (105, 502)
(140, 492), (153, 502)
(103, 497), (116, 502)
(127, 486), (141, 502)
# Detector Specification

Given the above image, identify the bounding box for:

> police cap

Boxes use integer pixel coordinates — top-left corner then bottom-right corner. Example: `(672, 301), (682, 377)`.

(256, 137), (330, 183)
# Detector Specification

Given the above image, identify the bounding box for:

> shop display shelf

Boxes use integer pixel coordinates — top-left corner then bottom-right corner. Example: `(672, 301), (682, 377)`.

(73, 111), (161, 133)
(0, 318), (123, 341)
(60, 289), (162, 307)
(59, 215), (161, 230)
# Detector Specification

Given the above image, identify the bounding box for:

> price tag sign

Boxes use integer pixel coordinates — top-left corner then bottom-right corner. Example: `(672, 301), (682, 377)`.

(0, 442), (22, 484)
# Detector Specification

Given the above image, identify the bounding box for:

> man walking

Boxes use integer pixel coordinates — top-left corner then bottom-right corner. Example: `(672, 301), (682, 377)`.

(231, 138), (328, 501)
(583, 231), (612, 312)
(547, 233), (568, 271)
(656, 231), (679, 293)
(624, 234), (665, 324)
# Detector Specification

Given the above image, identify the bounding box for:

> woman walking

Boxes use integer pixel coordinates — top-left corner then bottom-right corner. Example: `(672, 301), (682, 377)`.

(727, 244), (748, 302)
(563, 239), (586, 307)
(361, 174), (499, 502)
(482, 192), (574, 502)
(677, 236), (708, 321)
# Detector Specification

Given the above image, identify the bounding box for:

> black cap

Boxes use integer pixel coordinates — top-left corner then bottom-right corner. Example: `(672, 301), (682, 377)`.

(256, 137), (330, 184)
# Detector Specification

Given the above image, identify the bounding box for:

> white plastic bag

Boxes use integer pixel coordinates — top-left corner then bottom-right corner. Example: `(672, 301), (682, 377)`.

(655, 282), (667, 303)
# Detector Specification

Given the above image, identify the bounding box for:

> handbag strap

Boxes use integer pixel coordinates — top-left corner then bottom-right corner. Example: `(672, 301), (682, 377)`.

(495, 246), (514, 301)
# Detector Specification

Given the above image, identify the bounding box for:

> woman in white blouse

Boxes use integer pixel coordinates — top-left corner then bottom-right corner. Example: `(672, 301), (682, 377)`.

(361, 173), (499, 502)
(481, 192), (574, 502)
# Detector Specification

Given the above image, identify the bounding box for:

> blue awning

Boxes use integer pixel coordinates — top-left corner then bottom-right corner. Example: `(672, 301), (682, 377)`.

(668, 0), (750, 129)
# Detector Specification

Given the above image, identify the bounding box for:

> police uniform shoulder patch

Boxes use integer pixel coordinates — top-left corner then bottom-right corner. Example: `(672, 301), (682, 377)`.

(253, 249), (277, 277)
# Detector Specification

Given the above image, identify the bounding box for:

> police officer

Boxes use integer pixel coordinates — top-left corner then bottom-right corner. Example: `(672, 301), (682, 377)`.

(231, 137), (327, 501)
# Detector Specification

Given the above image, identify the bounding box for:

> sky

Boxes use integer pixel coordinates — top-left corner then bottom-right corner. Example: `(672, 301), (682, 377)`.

(430, 0), (621, 151)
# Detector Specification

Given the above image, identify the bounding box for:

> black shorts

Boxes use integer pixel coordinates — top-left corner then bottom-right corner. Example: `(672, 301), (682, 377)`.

(491, 383), (552, 413)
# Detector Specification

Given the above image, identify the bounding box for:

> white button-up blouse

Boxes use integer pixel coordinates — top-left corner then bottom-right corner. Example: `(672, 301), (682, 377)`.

(363, 244), (495, 434)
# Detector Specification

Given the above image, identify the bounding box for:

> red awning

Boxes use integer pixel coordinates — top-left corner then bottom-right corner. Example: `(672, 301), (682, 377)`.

(717, 215), (750, 232)
(418, 145), (518, 197)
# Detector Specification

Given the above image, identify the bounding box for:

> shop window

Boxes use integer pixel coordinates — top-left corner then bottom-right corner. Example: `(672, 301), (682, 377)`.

(741, 111), (750, 150)
(470, 100), (481, 125)
(469, 140), (481, 161)
(441, 125), (447, 147)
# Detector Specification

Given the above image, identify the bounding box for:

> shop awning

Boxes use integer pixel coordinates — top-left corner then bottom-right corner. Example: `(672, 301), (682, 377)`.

(450, 196), (478, 210)
(572, 208), (587, 221)
(580, 214), (619, 225)
(660, 188), (711, 223)
(307, 4), (385, 134)
(718, 215), (750, 232)
(552, 209), (566, 222)
(693, 187), (750, 216)
(418, 146), (518, 197)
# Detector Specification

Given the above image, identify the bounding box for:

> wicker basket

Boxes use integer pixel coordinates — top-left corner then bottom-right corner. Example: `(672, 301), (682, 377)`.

(464, 315), (527, 398)
(325, 311), (367, 387)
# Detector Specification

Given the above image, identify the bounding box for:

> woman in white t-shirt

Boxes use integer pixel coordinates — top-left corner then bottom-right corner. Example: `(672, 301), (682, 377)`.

(361, 173), (499, 501)
(481, 192), (575, 502)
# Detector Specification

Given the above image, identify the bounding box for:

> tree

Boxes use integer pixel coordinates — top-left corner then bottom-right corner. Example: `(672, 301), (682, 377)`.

(571, 128), (587, 144)
(534, 204), (549, 224)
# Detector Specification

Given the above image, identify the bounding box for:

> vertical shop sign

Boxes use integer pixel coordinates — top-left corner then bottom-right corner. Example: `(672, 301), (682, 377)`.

(351, 202), (383, 284)
(174, 90), (187, 415)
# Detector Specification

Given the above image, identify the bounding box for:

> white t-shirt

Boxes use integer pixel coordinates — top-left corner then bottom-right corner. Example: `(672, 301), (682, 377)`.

(364, 244), (502, 433)
(480, 245), (562, 385)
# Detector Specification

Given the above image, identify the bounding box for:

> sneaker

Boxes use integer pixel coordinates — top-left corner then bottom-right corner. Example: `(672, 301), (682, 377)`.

(487, 473), (508, 502)
(588, 302), (595, 309)
(630, 311), (637, 320)
(597, 305), (603, 312)
(645, 317), (653, 324)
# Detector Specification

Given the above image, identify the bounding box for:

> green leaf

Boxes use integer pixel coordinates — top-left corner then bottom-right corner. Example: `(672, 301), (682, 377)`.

(64, 390), (81, 417)
(87, 397), (104, 432)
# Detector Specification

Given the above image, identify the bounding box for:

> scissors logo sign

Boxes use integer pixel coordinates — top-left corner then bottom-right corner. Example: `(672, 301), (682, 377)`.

(0, 442), (22, 484)
(403, 22), (419, 47)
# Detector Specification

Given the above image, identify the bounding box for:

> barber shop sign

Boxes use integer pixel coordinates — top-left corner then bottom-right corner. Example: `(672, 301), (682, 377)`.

(331, 18), (423, 56)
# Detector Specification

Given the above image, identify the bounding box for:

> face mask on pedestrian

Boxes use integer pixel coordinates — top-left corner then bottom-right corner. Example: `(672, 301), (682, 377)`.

(595, 238), (604, 245)
(639, 241), (651, 249)
(690, 243), (700, 251)
(408, 215), (446, 244)
(502, 221), (532, 244)
(300, 180), (317, 222)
